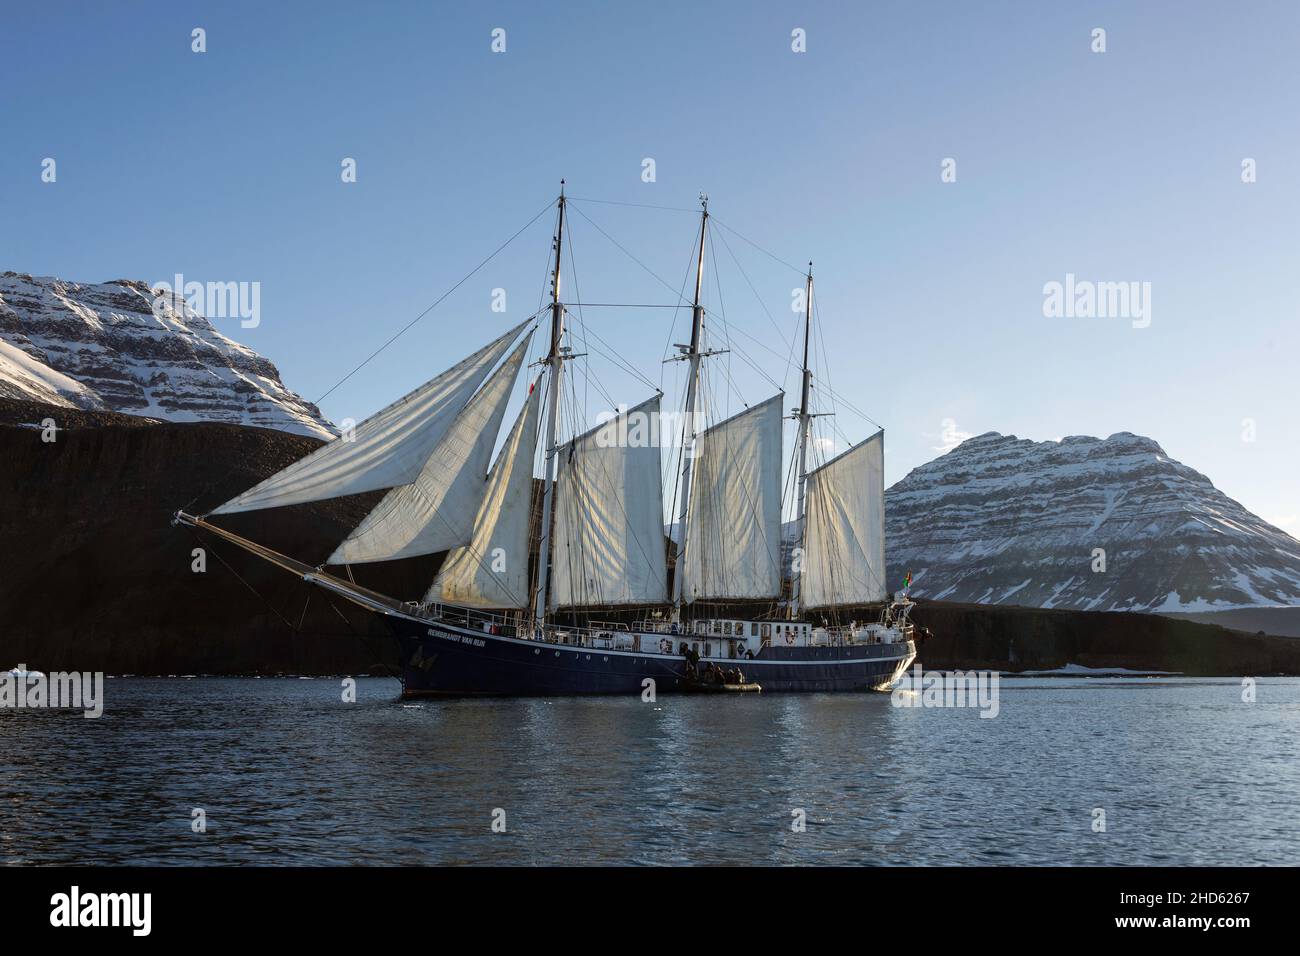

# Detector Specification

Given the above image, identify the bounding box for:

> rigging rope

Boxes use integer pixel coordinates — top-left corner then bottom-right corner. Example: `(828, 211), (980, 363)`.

(568, 196), (700, 213)
(181, 200), (555, 515)
(712, 225), (801, 392)
(709, 215), (808, 278)
(190, 528), (299, 632)
(573, 196), (880, 435)
(191, 190), (890, 625)
(315, 199), (556, 406)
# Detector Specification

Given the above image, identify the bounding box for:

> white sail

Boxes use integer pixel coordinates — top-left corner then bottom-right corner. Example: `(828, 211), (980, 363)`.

(327, 334), (532, 565)
(679, 394), (783, 602)
(549, 395), (668, 608)
(211, 320), (531, 515)
(424, 377), (542, 609)
(801, 431), (887, 608)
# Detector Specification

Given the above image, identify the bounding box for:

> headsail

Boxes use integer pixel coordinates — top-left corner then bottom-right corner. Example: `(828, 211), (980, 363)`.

(211, 320), (531, 515)
(326, 334), (532, 565)
(549, 395), (668, 609)
(800, 431), (887, 608)
(678, 394), (783, 602)
(424, 376), (542, 609)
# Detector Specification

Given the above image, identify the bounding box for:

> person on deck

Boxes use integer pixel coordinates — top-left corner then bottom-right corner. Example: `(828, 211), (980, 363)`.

(680, 642), (699, 680)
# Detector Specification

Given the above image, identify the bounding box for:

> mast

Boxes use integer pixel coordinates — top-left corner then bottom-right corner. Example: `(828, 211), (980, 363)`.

(670, 195), (709, 617)
(790, 263), (814, 619)
(532, 183), (567, 624)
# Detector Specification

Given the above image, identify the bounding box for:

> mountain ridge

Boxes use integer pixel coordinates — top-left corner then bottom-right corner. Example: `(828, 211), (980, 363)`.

(0, 272), (334, 439)
(884, 430), (1300, 612)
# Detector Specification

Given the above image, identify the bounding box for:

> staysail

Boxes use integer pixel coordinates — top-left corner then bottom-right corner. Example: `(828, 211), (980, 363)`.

(678, 394), (783, 602)
(800, 431), (887, 608)
(424, 376), (542, 609)
(549, 395), (668, 608)
(326, 334), (532, 565)
(211, 320), (530, 515)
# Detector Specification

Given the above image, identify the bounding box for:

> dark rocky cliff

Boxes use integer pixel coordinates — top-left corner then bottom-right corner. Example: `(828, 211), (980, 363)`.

(0, 399), (405, 674)
(910, 602), (1300, 675)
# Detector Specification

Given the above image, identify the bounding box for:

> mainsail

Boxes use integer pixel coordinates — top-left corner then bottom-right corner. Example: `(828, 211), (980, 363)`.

(327, 334), (532, 565)
(678, 394), (783, 602)
(211, 320), (530, 515)
(424, 376), (542, 609)
(800, 431), (887, 608)
(549, 395), (668, 608)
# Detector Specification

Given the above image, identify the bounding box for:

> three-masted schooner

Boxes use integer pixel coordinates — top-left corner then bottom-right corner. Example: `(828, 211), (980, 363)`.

(176, 187), (918, 695)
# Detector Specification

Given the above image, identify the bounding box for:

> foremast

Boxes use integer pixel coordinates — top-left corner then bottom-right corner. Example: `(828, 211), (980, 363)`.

(532, 184), (568, 625)
(670, 195), (710, 620)
(790, 264), (814, 619)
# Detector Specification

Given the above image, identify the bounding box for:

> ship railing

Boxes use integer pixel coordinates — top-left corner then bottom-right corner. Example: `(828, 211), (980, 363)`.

(812, 626), (912, 648)
(418, 602), (521, 637)
(631, 619), (689, 636)
(412, 603), (913, 656)
(417, 603), (678, 654)
(813, 630), (869, 648)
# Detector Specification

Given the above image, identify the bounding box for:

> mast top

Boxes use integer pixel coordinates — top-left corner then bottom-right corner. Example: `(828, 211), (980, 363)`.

(699, 191), (708, 212)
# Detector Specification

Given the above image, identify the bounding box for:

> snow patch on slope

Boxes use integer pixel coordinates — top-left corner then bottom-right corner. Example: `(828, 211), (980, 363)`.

(0, 340), (88, 408)
(0, 338), (97, 407)
(0, 272), (334, 439)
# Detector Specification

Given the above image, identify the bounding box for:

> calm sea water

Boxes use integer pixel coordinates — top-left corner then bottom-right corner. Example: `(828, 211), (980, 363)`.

(2, 676), (1297, 865)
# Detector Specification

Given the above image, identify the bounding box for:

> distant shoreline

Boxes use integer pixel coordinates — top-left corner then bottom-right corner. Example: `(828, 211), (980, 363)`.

(910, 601), (1300, 677)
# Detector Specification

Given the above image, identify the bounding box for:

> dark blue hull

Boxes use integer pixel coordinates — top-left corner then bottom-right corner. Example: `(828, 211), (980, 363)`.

(391, 617), (915, 697)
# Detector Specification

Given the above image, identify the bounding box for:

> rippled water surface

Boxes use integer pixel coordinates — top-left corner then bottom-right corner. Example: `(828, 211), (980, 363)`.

(2, 677), (1297, 865)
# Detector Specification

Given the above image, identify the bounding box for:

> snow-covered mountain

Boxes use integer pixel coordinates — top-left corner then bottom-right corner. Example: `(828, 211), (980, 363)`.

(0, 272), (334, 439)
(885, 431), (1300, 612)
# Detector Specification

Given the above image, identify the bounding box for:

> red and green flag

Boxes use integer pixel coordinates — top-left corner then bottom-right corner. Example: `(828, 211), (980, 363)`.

(903, 570), (912, 589)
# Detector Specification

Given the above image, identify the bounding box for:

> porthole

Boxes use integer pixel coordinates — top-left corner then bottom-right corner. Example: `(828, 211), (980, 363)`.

(534, 649), (540, 655)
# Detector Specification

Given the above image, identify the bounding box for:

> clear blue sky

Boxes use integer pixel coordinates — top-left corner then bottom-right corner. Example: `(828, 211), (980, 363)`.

(3, 1), (1296, 534)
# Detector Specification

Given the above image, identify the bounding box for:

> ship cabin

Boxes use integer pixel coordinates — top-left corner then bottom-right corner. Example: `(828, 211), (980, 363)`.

(429, 601), (911, 660)
(628, 618), (815, 660)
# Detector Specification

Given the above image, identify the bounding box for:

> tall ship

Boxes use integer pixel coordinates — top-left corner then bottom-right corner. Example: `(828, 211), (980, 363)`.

(176, 187), (918, 696)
